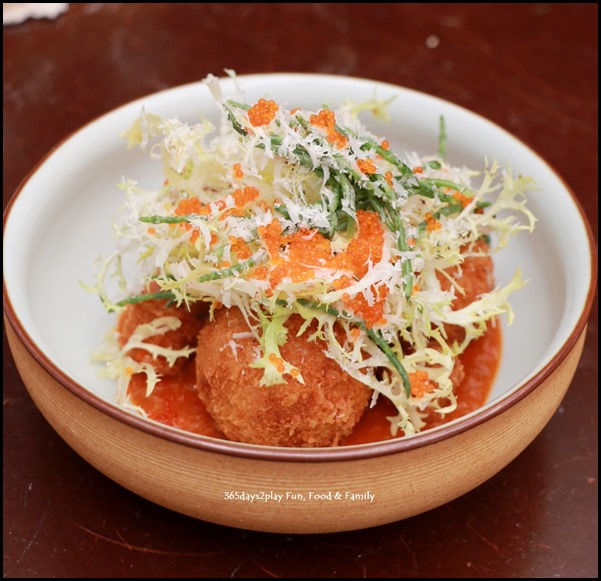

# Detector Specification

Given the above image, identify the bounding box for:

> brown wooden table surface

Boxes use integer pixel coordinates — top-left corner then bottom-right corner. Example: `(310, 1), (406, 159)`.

(3, 4), (598, 578)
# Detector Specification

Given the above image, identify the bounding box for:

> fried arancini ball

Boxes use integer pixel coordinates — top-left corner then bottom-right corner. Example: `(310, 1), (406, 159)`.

(441, 239), (495, 310)
(439, 239), (495, 344)
(196, 308), (371, 447)
(117, 299), (207, 376)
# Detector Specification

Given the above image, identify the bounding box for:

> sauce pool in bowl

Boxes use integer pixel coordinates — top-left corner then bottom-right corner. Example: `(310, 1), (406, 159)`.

(126, 322), (502, 446)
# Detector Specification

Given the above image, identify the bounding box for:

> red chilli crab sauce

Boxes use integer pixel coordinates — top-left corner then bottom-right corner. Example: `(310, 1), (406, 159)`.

(126, 322), (502, 446)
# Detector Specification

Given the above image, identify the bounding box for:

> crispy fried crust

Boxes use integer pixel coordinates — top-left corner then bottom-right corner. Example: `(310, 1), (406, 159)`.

(196, 308), (371, 447)
(116, 300), (207, 376)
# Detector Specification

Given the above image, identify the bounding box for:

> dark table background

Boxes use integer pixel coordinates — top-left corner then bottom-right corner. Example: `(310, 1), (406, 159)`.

(3, 4), (598, 578)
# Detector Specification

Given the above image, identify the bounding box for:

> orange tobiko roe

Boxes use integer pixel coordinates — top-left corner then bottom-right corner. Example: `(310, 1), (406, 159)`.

(248, 98), (279, 127)
(254, 210), (387, 327)
(173, 197), (207, 243)
(173, 187), (260, 243)
(309, 109), (348, 149)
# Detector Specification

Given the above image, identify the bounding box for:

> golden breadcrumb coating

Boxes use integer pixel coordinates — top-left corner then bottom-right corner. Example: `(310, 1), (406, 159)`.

(196, 308), (371, 447)
(117, 299), (207, 376)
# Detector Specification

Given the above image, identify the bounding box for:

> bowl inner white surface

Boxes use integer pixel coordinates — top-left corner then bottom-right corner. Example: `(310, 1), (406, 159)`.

(3, 74), (592, 420)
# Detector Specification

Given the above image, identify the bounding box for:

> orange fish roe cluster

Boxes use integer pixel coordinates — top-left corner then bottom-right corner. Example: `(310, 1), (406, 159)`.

(256, 220), (332, 286)
(228, 236), (253, 260)
(232, 186), (259, 208)
(256, 219), (286, 266)
(215, 199), (229, 212)
(331, 210), (384, 278)
(248, 98), (279, 127)
(174, 188), (261, 240)
(252, 264), (270, 279)
(425, 212), (442, 232)
(233, 163), (244, 179)
(332, 211), (388, 327)
(254, 210), (388, 327)
(326, 131), (349, 149)
(174, 197), (205, 216)
(218, 186), (261, 220)
(384, 171), (394, 187)
(344, 285), (389, 328)
(376, 140), (390, 161)
(268, 352), (287, 374)
(309, 109), (348, 150)
(413, 166), (424, 174)
(173, 197), (209, 243)
(452, 190), (473, 208)
(409, 370), (437, 398)
(309, 109), (336, 129)
(357, 159), (377, 175)
(267, 353), (299, 378)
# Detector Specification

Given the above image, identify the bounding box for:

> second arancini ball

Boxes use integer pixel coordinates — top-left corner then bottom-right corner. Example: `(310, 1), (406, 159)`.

(117, 298), (207, 376)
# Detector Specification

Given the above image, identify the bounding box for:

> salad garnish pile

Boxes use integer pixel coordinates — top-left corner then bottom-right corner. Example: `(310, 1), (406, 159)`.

(88, 74), (536, 435)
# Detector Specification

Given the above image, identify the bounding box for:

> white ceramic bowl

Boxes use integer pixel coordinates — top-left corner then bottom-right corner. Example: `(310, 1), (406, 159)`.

(3, 74), (596, 533)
